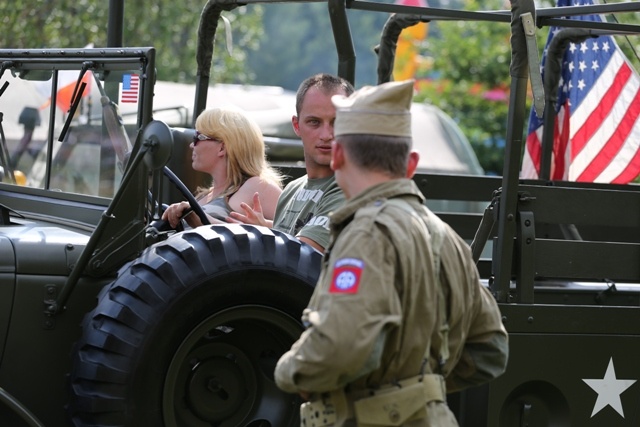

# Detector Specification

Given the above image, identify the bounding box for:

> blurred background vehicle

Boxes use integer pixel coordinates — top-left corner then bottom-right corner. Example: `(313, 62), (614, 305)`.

(2, 78), (483, 197)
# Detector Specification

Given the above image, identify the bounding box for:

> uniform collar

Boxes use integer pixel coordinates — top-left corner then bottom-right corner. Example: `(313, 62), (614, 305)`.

(330, 179), (425, 226)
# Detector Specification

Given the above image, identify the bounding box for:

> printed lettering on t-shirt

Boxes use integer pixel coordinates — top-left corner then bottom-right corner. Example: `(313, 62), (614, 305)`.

(329, 258), (364, 294)
(294, 189), (324, 203)
(305, 215), (330, 229)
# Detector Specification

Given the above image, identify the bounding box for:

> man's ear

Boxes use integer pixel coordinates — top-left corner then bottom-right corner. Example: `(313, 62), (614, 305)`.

(292, 115), (301, 137)
(406, 150), (420, 178)
(330, 140), (343, 171)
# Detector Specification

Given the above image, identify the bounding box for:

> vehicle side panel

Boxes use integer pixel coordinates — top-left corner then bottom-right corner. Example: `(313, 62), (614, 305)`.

(0, 236), (16, 363)
(0, 274), (111, 425)
(488, 304), (640, 426)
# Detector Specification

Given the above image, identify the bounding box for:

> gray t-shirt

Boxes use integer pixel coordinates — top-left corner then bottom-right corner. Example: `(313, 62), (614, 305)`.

(272, 175), (345, 250)
(202, 196), (231, 221)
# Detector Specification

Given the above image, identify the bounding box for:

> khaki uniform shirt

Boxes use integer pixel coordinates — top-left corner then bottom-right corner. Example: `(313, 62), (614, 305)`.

(275, 179), (507, 424)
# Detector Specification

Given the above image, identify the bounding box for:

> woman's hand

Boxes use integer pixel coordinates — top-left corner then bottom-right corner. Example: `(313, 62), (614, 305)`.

(228, 192), (273, 228)
(161, 201), (196, 229)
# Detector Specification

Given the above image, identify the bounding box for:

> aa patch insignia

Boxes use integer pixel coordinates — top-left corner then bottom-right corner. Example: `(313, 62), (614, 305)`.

(329, 258), (364, 294)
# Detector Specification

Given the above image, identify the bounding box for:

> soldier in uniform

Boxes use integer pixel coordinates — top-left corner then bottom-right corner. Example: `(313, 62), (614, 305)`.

(274, 80), (508, 426)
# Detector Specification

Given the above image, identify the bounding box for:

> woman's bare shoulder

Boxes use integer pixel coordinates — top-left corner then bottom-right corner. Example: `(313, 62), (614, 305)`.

(231, 176), (281, 202)
(244, 176), (282, 193)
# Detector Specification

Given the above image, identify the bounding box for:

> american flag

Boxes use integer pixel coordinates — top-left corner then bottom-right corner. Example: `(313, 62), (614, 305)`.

(521, 0), (640, 183)
(120, 74), (139, 104)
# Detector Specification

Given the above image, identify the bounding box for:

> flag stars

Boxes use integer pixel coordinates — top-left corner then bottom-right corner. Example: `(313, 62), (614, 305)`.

(579, 61), (587, 72)
(602, 41), (610, 53)
(591, 60), (599, 72)
(568, 61), (575, 73)
(580, 42), (589, 54)
(577, 79), (586, 90)
(569, 43), (577, 54)
(592, 41), (599, 52)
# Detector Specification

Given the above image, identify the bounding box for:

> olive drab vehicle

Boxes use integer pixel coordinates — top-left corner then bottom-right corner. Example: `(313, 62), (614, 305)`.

(0, 0), (639, 426)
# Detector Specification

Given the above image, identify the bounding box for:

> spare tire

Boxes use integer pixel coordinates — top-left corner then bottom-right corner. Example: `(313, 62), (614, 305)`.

(68, 224), (321, 427)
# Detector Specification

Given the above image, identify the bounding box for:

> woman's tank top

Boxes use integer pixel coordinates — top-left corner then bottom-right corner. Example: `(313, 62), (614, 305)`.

(201, 196), (232, 221)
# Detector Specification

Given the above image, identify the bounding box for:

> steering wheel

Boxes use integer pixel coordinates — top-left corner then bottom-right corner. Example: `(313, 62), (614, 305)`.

(140, 121), (210, 234)
(163, 166), (210, 226)
(146, 168), (211, 236)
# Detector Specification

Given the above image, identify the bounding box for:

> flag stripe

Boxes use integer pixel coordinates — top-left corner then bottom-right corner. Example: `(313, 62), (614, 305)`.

(595, 111), (640, 183)
(566, 52), (614, 136)
(570, 63), (640, 180)
(575, 82), (640, 181)
(524, 130), (542, 178)
(611, 136), (640, 184)
(555, 106), (571, 180)
(571, 55), (630, 156)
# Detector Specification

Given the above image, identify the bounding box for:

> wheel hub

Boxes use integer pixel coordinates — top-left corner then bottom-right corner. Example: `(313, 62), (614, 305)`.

(163, 305), (305, 426)
(187, 354), (250, 421)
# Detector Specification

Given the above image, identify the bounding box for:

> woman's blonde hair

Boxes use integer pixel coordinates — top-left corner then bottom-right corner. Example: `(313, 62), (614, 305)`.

(195, 107), (283, 196)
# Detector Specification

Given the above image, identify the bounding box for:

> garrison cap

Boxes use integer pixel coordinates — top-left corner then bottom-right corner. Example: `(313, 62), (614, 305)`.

(332, 79), (414, 137)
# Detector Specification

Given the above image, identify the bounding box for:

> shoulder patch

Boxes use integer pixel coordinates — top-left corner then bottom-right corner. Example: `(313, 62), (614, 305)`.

(329, 258), (364, 294)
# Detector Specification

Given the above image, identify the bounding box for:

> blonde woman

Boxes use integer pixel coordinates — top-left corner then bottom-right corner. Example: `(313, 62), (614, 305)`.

(162, 107), (283, 228)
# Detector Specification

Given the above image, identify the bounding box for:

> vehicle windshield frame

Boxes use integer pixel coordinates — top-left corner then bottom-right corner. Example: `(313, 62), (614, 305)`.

(0, 47), (156, 198)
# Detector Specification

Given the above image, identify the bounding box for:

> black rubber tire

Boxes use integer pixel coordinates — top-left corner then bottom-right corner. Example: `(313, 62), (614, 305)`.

(68, 224), (321, 427)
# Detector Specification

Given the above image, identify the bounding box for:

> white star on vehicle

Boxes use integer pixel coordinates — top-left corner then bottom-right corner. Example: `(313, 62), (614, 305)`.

(583, 358), (637, 418)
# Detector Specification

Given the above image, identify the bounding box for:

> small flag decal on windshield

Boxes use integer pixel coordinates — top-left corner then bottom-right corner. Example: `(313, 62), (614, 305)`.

(120, 74), (139, 103)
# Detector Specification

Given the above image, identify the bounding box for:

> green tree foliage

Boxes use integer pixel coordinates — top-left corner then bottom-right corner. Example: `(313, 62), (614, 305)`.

(413, 0), (511, 175)
(0, 0), (263, 84)
(3, 1), (638, 182)
(122, 2), (263, 83)
(247, 2), (389, 90)
(414, 0), (640, 177)
(0, 0), (106, 49)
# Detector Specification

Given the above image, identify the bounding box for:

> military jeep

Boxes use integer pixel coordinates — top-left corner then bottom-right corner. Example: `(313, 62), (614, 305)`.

(0, 45), (324, 426)
(1, 1), (640, 427)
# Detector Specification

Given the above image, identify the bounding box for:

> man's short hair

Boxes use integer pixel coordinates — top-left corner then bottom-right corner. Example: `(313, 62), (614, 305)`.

(295, 73), (355, 115)
(337, 133), (411, 178)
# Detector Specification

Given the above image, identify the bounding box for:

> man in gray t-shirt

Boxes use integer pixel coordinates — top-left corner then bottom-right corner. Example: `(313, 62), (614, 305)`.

(272, 174), (344, 251)
(230, 74), (354, 252)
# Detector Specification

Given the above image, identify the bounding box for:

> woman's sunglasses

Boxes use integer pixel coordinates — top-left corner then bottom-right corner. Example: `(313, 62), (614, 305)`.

(193, 131), (222, 146)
